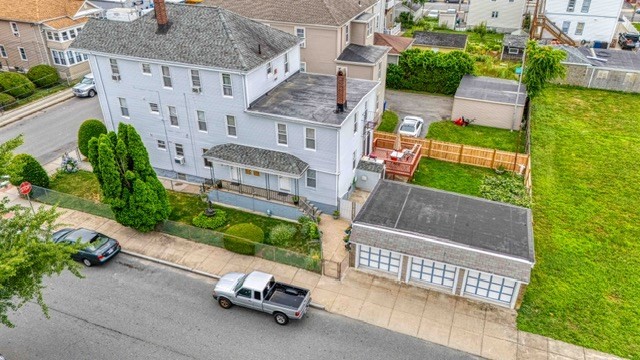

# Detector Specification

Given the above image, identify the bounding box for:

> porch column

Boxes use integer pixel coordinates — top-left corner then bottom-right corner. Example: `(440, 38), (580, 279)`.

(265, 173), (271, 200)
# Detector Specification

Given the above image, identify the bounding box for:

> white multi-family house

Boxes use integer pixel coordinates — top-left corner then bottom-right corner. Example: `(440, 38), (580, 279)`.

(541, 0), (624, 43)
(466, 0), (527, 33)
(71, 1), (379, 216)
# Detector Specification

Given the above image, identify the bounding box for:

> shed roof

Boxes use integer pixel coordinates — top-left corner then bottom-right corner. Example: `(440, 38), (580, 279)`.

(203, 143), (309, 177)
(502, 34), (528, 48)
(557, 45), (640, 71)
(455, 75), (526, 106)
(336, 44), (389, 64)
(374, 33), (414, 55)
(71, 4), (300, 72)
(354, 181), (534, 261)
(413, 31), (467, 49)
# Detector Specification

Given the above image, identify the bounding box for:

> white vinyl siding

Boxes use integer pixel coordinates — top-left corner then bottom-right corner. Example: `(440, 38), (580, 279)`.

(464, 270), (517, 305)
(358, 245), (401, 274)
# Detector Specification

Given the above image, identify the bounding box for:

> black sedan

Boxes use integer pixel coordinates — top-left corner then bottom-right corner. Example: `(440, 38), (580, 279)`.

(53, 228), (121, 267)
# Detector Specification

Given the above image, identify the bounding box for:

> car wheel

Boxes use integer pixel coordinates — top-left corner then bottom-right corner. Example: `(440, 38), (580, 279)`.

(82, 258), (92, 267)
(218, 297), (232, 309)
(88, 90), (96, 98)
(273, 312), (289, 325)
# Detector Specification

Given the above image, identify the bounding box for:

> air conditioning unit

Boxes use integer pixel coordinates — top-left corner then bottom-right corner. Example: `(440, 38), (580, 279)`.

(192, 86), (201, 93)
(174, 156), (185, 165)
(112, 74), (121, 81)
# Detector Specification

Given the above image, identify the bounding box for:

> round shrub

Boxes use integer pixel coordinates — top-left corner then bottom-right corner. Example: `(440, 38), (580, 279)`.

(0, 72), (35, 99)
(77, 119), (108, 157)
(225, 223), (264, 243)
(0, 93), (16, 110)
(192, 210), (227, 230)
(26, 65), (60, 88)
(223, 237), (257, 256)
(268, 224), (297, 246)
(8, 154), (50, 188)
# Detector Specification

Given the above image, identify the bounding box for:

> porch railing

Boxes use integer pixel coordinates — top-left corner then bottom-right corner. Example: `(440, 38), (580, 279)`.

(219, 180), (302, 205)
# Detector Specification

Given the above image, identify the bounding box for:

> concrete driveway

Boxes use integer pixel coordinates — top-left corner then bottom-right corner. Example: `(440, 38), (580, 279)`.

(384, 90), (454, 137)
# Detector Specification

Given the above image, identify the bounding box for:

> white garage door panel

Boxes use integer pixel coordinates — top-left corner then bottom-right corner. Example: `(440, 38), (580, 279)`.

(464, 270), (517, 305)
(410, 257), (457, 289)
(358, 245), (401, 274)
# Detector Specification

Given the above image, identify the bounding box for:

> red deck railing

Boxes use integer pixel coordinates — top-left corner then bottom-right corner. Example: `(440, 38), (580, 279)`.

(371, 138), (422, 178)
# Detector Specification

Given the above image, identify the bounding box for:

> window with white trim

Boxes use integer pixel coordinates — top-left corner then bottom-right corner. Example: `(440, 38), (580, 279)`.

(491, 11), (499, 18)
(18, 47), (27, 61)
(118, 98), (129, 117)
(110, 59), (120, 80)
(191, 69), (201, 89)
(175, 143), (184, 157)
(51, 49), (87, 66)
(363, 101), (369, 121)
(197, 110), (207, 132)
(67, 50), (75, 65)
(284, 53), (289, 73)
(575, 22), (585, 36)
(149, 103), (159, 114)
(226, 115), (237, 137)
(352, 151), (357, 170)
(345, 24), (350, 44)
(300, 62), (307, 73)
(161, 65), (172, 88)
(222, 73), (233, 97)
(305, 128), (316, 150)
(375, 93), (379, 112)
(276, 123), (287, 145)
(581, 0), (591, 13)
(157, 140), (166, 150)
(61, 31), (69, 41)
(168, 106), (178, 126)
(0, 45), (6, 58)
(295, 27), (306, 48)
(10, 22), (19, 36)
(267, 61), (272, 76)
(366, 20), (373, 37)
(377, 62), (382, 81)
(508, 47), (519, 55)
(53, 32), (60, 41)
(353, 113), (358, 134)
(52, 50), (66, 65)
(69, 29), (76, 39)
(203, 148), (212, 168)
(566, 0), (576, 12)
(562, 21), (570, 34)
(306, 169), (317, 188)
(142, 63), (151, 74)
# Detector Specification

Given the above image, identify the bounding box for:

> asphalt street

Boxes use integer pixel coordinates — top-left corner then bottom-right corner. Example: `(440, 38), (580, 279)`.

(0, 255), (478, 360)
(0, 96), (102, 165)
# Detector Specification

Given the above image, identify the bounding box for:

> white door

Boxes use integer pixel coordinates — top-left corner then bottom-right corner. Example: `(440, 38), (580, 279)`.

(358, 245), (401, 274)
(464, 270), (517, 306)
(409, 257), (457, 290)
(230, 166), (239, 181)
(278, 176), (291, 192)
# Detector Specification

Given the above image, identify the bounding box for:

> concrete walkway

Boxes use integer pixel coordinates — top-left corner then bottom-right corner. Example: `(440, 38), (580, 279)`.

(0, 185), (624, 360)
(0, 89), (74, 129)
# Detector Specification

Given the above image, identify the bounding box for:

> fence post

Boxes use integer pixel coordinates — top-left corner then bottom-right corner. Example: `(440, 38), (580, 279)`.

(458, 144), (464, 164)
(427, 139), (433, 158)
(490, 149), (497, 169)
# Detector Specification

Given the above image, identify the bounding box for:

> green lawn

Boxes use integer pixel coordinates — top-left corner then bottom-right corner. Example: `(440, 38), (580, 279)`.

(634, 23), (640, 32)
(50, 171), (101, 201)
(410, 158), (494, 197)
(518, 86), (640, 358)
(426, 121), (525, 152)
(377, 110), (399, 133)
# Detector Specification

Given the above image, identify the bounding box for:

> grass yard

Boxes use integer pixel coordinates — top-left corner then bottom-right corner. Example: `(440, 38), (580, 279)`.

(426, 121), (525, 152)
(49, 170), (101, 202)
(410, 158), (494, 197)
(518, 86), (640, 358)
(634, 23), (640, 32)
(377, 110), (399, 133)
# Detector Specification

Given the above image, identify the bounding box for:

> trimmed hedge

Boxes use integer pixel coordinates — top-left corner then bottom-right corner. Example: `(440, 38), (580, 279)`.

(0, 72), (35, 99)
(223, 223), (264, 255)
(8, 154), (50, 188)
(0, 93), (16, 110)
(77, 119), (108, 157)
(26, 65), (60, 88)
(223, 237), (256, 256)
(192, 210), (227, 230)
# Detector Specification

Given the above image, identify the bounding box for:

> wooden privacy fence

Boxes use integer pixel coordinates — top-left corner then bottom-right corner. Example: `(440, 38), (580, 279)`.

(373, 131), (529, 174)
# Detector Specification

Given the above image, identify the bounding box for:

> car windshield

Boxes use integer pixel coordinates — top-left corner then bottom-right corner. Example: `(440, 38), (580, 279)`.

(81, 77), (93, 84)
(628, 34), (640, 41)
(84, 234), (109, 251)
(234, 275), (247, 292)
(400, 123), (416, 132)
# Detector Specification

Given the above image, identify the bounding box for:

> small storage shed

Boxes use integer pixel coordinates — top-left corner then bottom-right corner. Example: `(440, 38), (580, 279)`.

(412, 31), (468, 52)
(349, 181), (534, 309)
(451, 75), (527, 130)
(501, 34), (528, 61)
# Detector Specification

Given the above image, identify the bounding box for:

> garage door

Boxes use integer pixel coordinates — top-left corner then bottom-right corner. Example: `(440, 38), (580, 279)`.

(463, 270), (517, 305)
(358, 245), (401, 274)
(409, 257), (457, 290)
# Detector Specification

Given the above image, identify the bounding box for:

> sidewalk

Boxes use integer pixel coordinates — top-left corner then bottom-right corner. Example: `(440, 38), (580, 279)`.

(0, 185), (623, 360)
(0, 89), (74, 128)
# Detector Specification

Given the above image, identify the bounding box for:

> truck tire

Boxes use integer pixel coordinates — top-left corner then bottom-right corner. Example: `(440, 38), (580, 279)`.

(218, 297), (233, 309)
(273, 312), (289, 326)
(88, 90), (96, 98)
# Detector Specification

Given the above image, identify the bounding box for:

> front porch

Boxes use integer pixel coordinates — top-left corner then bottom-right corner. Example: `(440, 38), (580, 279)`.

(370, 137), (422, 179)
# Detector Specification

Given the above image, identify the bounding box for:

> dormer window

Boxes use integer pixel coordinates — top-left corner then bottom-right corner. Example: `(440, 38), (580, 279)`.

(267, 61), (272, 76)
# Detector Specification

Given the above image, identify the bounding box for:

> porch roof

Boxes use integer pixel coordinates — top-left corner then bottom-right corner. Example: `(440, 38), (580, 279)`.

(203, 143), (309, 178)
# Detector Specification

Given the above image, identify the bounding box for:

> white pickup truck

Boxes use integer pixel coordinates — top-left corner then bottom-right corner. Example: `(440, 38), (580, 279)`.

(212, 271), (311, 325)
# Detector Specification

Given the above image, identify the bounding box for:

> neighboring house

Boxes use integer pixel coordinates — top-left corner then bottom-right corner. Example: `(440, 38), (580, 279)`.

(466, 0), (527, 33)
(555, 45), (640, 93)
(382, 0), (402, 35)
(90, 0), (154, 11)
(394, 2), (424, 21)
(0, 0), (101, 78)
(501, 33), (529, 61)
(542, 0), (624, 43)
(349, 181), (535, 309)
(451, 75), (527, 130)
(412, 31), (468, 52)
(71, 2), (379, 214)
(203, 0), (390, 121)
(374, 33), (414, 64)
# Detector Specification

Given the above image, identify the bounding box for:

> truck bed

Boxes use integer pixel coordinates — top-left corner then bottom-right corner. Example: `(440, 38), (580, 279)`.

(265, 283), (309, 309)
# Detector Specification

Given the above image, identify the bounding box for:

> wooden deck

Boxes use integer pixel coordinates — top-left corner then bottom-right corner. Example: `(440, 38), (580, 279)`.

(371, 138), (422, 179)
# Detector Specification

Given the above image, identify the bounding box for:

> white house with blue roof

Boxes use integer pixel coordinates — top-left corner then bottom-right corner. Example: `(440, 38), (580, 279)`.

(71, 0), (380, 217)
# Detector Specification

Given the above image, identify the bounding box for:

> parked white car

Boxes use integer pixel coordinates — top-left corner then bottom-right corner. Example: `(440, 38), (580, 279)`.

(398, 116), (424, 137)
(427, 9), (439, 18)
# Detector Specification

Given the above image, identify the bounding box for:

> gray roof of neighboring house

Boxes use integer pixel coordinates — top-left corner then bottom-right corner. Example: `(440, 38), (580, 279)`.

(413, 31), (468, 49)
(203, 143), (309, 177)
(71, 4), (299, 72)
(455, 75), (526, 106)
(248, 72), (378, 126)
(202, 0), (378, 27)
(354, 181), (534, 262)
(357, 160), (384, 173)
(354, 12), (375, 22)
(503, 34), (528, 48)
(337, 44), (389, 64)
(557, 45), (640, 71)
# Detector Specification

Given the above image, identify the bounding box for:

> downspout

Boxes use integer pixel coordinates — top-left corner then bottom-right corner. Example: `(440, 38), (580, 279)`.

(183, 92), (200, 176)
(155, 89), (176, 176)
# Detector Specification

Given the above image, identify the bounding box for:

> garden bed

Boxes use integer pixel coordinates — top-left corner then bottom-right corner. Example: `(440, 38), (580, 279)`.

(426, 121), (525, 152)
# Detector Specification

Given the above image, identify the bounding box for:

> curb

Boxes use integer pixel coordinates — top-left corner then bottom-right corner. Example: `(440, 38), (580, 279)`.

(120, 250), (326, 310)
(0, 90), (75, 129)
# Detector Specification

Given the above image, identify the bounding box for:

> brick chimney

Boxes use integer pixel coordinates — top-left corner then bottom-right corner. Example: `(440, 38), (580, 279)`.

(336, 69), (347, 113)
(153, 0), (171, 33)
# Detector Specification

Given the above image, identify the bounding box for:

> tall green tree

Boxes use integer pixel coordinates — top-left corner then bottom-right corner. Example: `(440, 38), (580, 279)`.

(0, 199), (83, 328)
(87, 123), (170, 232)
(0, 135), (23, 175)
(523, 41), (567, 99)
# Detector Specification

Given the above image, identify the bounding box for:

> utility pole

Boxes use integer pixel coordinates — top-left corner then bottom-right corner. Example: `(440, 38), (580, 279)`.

(511, 48), (526, 132)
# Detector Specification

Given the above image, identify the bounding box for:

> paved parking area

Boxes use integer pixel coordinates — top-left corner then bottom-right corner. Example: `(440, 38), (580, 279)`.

(385, 90), (454, 137)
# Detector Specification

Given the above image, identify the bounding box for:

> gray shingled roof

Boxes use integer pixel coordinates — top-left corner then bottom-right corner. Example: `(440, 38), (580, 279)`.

(354, 181), (534, 261)
(503, 34), (528, 48)
(413, 31), (468, 49)
(455, 75), (526, 106)
(337, 44), (389, 64)
(71, 4), (300, 72)
(203, 143), (309, 177)
(202, 0), (378, 27)
(357, 160), (384, 173)
(557, 45), (640, 71)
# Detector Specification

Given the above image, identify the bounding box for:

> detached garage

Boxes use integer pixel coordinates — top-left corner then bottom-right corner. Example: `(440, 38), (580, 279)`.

(349, 180), (534, 309)
(451, 75), (527, 130)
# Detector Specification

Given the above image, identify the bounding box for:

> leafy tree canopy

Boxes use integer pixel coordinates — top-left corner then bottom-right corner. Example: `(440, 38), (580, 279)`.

(0, 135), (23, 175)
(523, 41), (567, 98)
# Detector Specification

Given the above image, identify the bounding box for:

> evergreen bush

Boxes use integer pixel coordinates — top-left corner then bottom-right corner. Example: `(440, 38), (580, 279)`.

(0, 72), (35, 99)
(26, 65), (60, 88)
(77, 119), (107, 157)
(192, 210), (227, 230)
(0, 93), (16, 110)
(268, 224), (297, 246)
(8, 154), (49, 188)
(223, 223), (264, 255)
